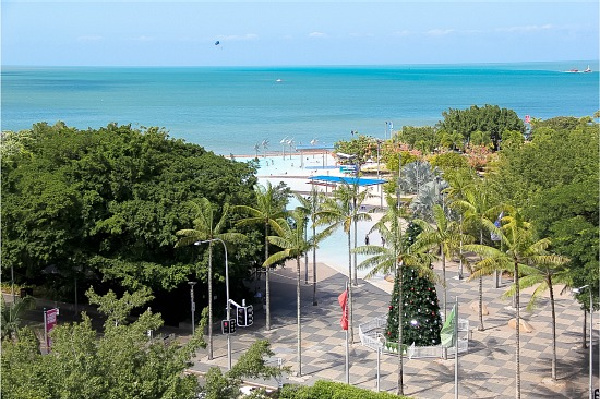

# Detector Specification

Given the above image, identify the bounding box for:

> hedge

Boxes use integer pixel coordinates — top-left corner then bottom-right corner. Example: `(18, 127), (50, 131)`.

(278, 380), (412, 398)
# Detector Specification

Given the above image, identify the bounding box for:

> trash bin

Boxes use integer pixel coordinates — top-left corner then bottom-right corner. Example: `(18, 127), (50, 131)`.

(20, 287), (33, 297)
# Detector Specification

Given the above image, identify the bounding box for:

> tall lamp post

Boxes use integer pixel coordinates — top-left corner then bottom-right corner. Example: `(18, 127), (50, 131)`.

(196, 238), (231, 370)
(574, 285), (593, 399)
(280, 138), (287, 160)
(188, 282), (197, 334)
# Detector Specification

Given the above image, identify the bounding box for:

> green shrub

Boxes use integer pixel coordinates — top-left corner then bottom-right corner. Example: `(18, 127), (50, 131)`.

(279, 380), (412, 398)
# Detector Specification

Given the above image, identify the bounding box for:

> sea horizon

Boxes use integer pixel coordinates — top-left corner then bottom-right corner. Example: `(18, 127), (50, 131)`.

(2, 60), (598, 156)
(3, 58), (598, 69)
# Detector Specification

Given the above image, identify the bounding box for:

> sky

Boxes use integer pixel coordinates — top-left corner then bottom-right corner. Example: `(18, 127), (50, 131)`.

(1, 1), (598, 66)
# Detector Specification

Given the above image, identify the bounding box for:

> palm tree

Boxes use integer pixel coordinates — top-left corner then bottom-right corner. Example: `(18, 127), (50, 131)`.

(466, 209), (556, 399)
(413, 204), (463, 319)
(263, 209), (313, 377)
(454, 181), (503, 331)
(294, 186), (328, 306)
(235, 182), (287, 331)
(354, 195), (434, 396)
(176, 198), (243, 360)
(1, 295), (36, 341)
(318, 182), (371, 342)
(444, 168), (476, 280)
(503, 252), (570, 381)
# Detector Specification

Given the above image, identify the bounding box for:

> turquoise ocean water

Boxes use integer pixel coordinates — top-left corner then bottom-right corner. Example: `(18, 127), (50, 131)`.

(2, 61), (598, 155)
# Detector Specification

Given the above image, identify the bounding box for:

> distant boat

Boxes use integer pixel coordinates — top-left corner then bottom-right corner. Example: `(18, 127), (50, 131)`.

(275, 78), (283, 82)
(564, 66), (592, 73)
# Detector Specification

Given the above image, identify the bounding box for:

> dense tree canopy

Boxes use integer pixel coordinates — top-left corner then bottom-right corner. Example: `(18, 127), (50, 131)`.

(438, 104), (525, 149)
(490, 117), (599, 308)
(1, 289), (284, 399)
(1, 123), (260, 313)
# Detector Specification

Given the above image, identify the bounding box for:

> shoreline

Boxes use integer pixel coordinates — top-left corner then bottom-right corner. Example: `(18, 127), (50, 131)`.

(225, 149), (333, 159)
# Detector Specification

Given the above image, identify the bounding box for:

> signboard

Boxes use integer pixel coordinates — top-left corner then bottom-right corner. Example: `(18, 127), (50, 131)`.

(44, 308), (59, 351)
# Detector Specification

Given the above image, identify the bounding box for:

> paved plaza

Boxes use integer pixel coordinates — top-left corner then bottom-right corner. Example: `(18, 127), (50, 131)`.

(190, 260), (594, 398)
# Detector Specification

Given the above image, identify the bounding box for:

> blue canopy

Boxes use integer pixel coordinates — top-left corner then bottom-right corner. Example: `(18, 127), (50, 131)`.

(308, 175), (386, 187)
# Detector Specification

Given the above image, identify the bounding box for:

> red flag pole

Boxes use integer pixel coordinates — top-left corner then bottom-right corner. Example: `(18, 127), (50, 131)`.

(345, 282), (349, 384)
(338, 284), (350, 383)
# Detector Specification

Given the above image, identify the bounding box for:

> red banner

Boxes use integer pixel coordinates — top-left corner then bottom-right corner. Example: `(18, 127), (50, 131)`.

(338, 289), (348, 331)
(45, 308), (59, 349)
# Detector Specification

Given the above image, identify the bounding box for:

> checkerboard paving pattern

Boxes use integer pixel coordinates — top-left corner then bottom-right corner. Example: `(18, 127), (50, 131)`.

(189, 263), (594, 398)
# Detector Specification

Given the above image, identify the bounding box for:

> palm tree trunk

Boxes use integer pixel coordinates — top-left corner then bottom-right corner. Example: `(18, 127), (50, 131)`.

(458, 214), (463, 279)
(312, 221), (317, 306)
(514, 259), (520, 399)
(397, 264), (405, 396)
(265, 223), (271, 331)
(347, 231), (353, 343)
(478, 275), (484, 332)
(208, 244), (213, 360)
(353, 198), (358, 286)
(478, 229), (484, 332)
(549, 276), (556, 380)
(441, 245), (446, 319)
(296, 256), (302, 376)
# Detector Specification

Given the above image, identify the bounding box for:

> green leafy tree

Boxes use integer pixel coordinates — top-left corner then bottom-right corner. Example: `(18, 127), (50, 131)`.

(492, 119), (599, 313)
(86, 286), (154, 326)
(503, 254), (570, 381)
(176, 198), (244, 360)
(318, 182), (371, 342)
(396, 126), (438, 153)
(1, 123), (257, 305)
(1, 288), (206, 399)
(413, 204), (463, 318)
(0, 295), (36, 341)
(382, 151), (420, 175)
(235, 181), (289, 331)
(294, 186), (329, 306)
(428, 151), (470, 177)
(264, 210), (314, 377)
(200, 340), (287, 399)
(444, 168), (476, 279)
(454, 181), (503, 331)
(354, 195), (433, 396)
(439, 104), (525, 149)
(335, 134), (377, 169)
(466, 209), (561, 399)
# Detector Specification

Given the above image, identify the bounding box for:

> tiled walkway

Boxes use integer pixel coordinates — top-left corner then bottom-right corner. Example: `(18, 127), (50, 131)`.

(190, 261), (594, 398)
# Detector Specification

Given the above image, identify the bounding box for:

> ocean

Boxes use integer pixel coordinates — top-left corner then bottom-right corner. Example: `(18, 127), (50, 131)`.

(2, 61), (598, 155)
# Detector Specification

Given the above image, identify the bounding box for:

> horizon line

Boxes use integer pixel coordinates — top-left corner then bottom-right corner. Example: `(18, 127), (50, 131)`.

(2, 59), (598, 69)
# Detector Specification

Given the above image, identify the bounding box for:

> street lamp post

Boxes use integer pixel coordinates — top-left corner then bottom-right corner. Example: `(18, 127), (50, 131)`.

(196, 238), (231, 370)
(280, 138), (287, 160)
(574, 285), (593, 399)
(376, 139), (383, 209)
(188, 282), (197, 334)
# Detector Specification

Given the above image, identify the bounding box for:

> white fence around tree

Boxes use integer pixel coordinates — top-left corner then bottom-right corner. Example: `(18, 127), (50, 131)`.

(358, 316), (469, 359)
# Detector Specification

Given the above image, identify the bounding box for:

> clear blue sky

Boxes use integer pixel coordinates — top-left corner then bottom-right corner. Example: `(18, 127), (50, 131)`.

(2, 1), (598, 66)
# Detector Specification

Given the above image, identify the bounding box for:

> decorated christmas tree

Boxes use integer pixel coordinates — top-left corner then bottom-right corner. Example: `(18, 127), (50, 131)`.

(385, 265), (442, 347)
(404, 221), (422, 249)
